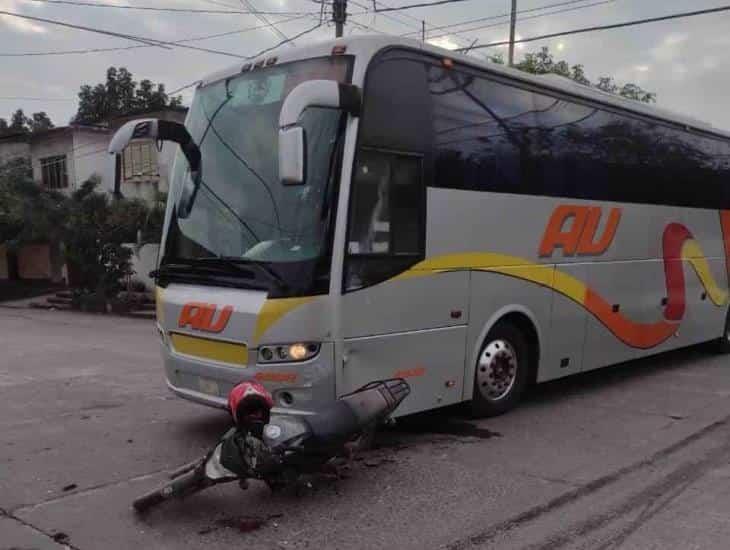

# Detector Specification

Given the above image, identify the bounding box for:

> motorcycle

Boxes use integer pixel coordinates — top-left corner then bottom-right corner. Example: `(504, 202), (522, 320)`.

(132, 378), (410, 513)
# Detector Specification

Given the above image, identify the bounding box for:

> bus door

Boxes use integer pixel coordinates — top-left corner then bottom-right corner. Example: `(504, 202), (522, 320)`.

(334, 51), (471, 415)
(339, 148), (469, 416)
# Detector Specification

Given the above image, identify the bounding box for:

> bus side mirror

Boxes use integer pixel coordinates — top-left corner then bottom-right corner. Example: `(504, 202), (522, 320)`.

(279, 126), (306, 185)
(278, 80), (361, 186)
(108, 119), (200, 173)
(109, 118), (202, 217)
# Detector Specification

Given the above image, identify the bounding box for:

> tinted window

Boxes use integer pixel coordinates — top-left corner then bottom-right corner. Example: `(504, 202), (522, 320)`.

(429, 64), (535, 193)
(427, 60), (730, 208)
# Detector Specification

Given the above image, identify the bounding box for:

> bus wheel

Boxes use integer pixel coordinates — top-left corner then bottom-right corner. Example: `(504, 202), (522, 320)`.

(715, 309), (730, 354)
(471, 323), (529, 417)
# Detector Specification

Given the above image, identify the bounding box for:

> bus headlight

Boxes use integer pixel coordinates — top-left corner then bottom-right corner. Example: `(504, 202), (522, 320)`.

(257, 343), (320, 364)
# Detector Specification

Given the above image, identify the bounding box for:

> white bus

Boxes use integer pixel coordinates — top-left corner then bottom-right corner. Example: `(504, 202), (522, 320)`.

(110, 36), (730, 418)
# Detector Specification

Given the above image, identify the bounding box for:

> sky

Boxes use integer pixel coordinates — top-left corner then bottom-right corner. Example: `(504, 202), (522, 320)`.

(1, 0), (730, 131)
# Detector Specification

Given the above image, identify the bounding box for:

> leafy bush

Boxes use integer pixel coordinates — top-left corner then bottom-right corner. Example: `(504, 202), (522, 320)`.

(63, 178), (137, 296)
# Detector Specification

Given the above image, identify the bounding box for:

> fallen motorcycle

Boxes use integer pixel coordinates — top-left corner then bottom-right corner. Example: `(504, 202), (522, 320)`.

(132, 378), (410, 513)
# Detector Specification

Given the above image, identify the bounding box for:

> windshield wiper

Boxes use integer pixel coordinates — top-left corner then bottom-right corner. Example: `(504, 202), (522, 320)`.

(212, 257), (290, 293)
(151, 260), (268, 291)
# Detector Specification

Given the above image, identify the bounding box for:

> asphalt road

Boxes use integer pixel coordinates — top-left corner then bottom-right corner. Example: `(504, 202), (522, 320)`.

(2, 307), (730, 550)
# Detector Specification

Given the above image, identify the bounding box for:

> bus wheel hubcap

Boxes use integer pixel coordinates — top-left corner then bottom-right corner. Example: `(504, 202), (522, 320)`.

(477, 339), (517, 401)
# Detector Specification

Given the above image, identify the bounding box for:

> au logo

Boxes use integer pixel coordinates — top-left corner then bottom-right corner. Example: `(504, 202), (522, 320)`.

(178, 302), (233, 333)
(539, 205), (621, 258)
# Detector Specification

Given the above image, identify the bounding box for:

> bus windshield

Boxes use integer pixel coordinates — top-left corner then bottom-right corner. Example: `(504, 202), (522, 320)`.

(162, 57), (352, 292)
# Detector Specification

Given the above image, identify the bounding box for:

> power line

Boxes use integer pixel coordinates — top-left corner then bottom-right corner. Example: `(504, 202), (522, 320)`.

(458, 4), (730, 51)
(0, 10), (171, 48)
(427, 0), (614, 41)
(374, 0), (475, 12)
(168, 80), (202, 96)
(401, 0), (604, 37)
(348, 0), (476, 48)
(0, 14), (316, 57)
(245, 22), (323, 58)
(0, 10), (249, 58)
(240, 0), (294, 45)
(21, 0), (316, 16)
(0, 96), (74, 101)
(168, 22), (324, 97)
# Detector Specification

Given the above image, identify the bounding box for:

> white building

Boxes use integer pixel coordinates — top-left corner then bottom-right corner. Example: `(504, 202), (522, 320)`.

(0, 107), (187, 282)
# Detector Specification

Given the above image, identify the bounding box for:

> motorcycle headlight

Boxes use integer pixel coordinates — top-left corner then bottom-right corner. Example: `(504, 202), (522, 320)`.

(257, 342), (320, 364)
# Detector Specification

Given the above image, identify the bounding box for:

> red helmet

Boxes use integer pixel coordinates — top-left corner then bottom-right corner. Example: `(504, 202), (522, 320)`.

(228, 381), (274, 427)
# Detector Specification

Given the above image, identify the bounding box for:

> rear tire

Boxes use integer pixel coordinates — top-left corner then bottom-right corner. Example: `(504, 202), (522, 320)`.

(471, 322), (530, 418)
(714, 309), (730, 353)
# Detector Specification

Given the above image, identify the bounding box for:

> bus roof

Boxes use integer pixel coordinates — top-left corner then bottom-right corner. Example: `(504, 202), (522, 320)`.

(199, 34), (730, 141)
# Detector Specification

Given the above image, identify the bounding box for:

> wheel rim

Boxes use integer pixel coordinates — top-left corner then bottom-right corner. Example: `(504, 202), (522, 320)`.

(477, 339), (518, 402)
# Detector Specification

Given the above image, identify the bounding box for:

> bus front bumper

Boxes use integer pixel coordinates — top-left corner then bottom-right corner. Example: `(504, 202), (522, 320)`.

(162, 341), (336, 416)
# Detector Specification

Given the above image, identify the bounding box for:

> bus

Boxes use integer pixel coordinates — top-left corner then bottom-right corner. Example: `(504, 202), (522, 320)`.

(109, 36), (730, 418)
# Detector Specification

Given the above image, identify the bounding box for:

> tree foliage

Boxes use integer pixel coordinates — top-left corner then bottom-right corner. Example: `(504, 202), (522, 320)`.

(0, 159), (67, 246)
(491, 47), (656, 104)
(0, 109), (54, 136)
(62, 179), (134, 295)
(73, 67), (183, 125)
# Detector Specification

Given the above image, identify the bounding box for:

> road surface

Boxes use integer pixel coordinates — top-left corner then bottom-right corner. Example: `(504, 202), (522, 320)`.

(2, 307), (730, 549)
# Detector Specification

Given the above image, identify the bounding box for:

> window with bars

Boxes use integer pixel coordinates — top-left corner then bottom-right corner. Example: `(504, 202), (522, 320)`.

(123, 141), (158, 179)
(40, 155), (69, 189)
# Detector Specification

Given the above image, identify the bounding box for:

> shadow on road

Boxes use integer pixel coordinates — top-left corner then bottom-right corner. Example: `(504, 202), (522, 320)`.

(376, 342), (713, 444)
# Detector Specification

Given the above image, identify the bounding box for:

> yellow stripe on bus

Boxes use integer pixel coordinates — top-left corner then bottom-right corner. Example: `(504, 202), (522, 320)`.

(170, 332), (248, 366)
(253, 296), (315, 344)
(683, 240), (729, 306)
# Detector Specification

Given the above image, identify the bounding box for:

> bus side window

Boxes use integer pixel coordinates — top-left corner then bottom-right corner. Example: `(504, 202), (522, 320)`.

(346, 149), (424, 291)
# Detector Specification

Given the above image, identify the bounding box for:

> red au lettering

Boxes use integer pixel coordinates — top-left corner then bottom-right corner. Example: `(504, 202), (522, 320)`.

(178, 302), (233, 333)
(539, 205), (621, 258)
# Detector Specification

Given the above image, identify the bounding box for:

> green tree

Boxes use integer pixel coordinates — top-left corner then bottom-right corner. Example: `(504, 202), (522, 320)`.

(28, 112), (54, 133)
(73, 67), (183, 125)
(9, 109), (27, 133)
(0, 159), (67, 246)
(0, 109), (54, 136)
(62, 179), (155, 295)
(492, 47), (656, 103)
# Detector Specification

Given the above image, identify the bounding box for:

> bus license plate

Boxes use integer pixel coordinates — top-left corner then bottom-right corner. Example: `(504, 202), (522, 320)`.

(198, 377), (220, 396)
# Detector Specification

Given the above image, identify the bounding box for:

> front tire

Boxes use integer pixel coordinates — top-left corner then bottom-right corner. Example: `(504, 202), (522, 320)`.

(471, 323), (530, 418)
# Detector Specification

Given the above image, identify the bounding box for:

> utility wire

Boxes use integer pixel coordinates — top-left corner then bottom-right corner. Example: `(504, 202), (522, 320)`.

(0, 10), (249, 58)
(0, 10), (171, 48)
(401, 0), (612, 37)
(0, 96), (74, 101)
(0, 14), (316, 57)
(348, 0), (476, 48)
(244, 22), (322, 58)
(240, 0), (294, 46)
(168, 80), (202, 96)
(374, 0), (475, 12)
(428, 0), (614, 41)
(168, 22), (324, 95)
(21, 0), (316, 16)
(457, 4), (730, 51)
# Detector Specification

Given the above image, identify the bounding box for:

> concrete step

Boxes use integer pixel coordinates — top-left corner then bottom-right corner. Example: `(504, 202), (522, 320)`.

(29, 301), (72, 310)
(127, 310), (156, 320)
(47, 296), (73, 305)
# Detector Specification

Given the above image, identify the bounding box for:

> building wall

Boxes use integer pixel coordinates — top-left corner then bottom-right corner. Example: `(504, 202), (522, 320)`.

(72, 129), (113, 191)
(30, 132), (75, 193)
(17, 244), (52, 280)
(0, 140), (30, 166)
